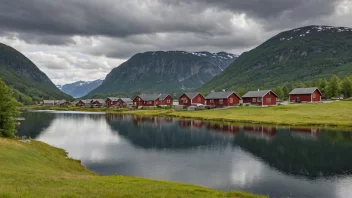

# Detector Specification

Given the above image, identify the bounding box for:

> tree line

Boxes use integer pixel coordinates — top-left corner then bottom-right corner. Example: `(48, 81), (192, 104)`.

(0, 79), (19, 137)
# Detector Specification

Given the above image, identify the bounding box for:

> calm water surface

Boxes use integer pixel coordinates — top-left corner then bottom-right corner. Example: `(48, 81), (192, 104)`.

(17, 111), (352, 198)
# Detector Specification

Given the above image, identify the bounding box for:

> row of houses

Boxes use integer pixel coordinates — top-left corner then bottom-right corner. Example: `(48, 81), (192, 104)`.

(72, 87), (322, 108)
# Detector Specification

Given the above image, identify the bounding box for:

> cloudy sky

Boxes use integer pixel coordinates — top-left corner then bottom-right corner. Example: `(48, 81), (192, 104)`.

(1, 0), (352, 85)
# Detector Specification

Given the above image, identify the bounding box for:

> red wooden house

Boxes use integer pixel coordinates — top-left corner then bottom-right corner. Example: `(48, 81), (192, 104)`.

(91, 99), (105, 107)
(133, 94), (161, 107)
(106, 97), (119, 107)
(159, 94), (173, 106)
(205, 91), (241, 106)
(289, 87), (322, 103)
(117, 98), (133, 106)
(178, 92), (205, 106)
(242, 90), (278, 106)
(76, 99), (92, 106)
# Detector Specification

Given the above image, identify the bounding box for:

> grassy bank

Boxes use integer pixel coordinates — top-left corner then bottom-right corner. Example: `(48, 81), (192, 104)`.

(0, 138), (264, 198)
(22, 101), (352, 127)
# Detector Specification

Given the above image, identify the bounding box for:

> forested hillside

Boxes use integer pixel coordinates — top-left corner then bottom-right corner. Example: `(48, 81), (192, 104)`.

(0, 43), (72, 104)
(201, 25), (352, 94)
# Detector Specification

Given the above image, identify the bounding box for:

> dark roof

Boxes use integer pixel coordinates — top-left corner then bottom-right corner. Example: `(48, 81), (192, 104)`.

(138, 94), (161, 101)
(120, 98), (132, 102)
(107, 97), (119, 101)
(205, 91), (241, 99)
(159, 94), (171, 100)
(92, 99), (105, 103)
(289, 87), (321, 95)
(242, 90), (277, 98)
(183, 92), (202, 99)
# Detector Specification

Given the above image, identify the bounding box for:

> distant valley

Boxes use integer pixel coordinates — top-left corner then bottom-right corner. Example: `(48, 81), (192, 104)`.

(57, 79), (104, 98)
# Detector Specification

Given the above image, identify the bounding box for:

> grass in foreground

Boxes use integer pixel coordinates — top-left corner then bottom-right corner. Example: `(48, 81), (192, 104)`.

(0, 138), (265, 198)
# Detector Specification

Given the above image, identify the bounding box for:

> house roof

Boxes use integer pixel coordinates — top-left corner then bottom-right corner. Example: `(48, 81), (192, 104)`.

(120, 98), (132, 102)
(289, 87), (321, 95)
(92, 99), (105, 103)
(242, 90), (277, 98)
(138, 94), (161, 101)
(205, 91), (241, 99)
(159, 94), (171, 100)
(107, 97), (119, 101)
(43, 100), (55, 103)
(182, 92), (202, 99)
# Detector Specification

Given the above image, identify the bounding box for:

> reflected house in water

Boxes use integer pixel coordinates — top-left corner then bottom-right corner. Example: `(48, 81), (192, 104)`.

(132, 116), (160, 127)
(290, 127), (321, 140)
(243, 125), (277, 141)
(206, 122), (240, 135)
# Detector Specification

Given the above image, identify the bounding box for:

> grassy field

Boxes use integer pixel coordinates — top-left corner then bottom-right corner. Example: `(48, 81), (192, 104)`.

(124, 101), (352, 127)
(0, 138), (265, 198)
(22, 101), (352, 127)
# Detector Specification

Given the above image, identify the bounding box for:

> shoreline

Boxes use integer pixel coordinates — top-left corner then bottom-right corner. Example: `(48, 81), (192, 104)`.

(0, 137), (265, 198)
(21, 101), (352, 129)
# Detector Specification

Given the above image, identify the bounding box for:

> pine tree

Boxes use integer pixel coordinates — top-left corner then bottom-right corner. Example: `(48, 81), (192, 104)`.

(328, 75), (341, 98)
(0, 79), (19, 137)
(273, 86), (284, 100)
(282, 85), (289, 100)
(341, 76), (352, 98)
(318, 78), (328, 97)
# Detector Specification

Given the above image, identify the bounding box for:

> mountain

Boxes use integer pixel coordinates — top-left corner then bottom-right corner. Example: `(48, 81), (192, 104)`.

(58, 79), (104, 98)
(0, 43), (72, 104)
(201, 25), (352, 92)
(87, 51), (237, 97)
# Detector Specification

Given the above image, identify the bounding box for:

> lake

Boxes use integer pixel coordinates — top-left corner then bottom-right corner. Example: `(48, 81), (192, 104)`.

(17, 111), (352, 198)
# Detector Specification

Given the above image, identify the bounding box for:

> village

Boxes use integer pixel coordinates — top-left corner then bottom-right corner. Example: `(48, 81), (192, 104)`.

(42, 87), (323, 110)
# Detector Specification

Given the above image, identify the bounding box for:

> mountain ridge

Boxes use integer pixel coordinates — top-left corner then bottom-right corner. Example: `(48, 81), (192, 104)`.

(86, 50), (237, 97)
(0, 43), (72, 104)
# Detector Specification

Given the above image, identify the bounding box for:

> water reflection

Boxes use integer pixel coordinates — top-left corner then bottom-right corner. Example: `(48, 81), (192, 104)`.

(17, 111), (352, 198)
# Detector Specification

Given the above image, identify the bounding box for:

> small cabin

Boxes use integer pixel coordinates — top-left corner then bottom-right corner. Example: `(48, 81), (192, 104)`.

(117, 98), (133, 107)
(76, 99), (92, 107)
(106, 97), (119, 107)
(91, 99), (105, 107)
(178, 92), (205, 106)
(205, 91), (241, 106)
(159, 94), (173, 106)
(133, 94), (161, 107)
(289, 87), (322, 103)
(242, 90), (278, 106)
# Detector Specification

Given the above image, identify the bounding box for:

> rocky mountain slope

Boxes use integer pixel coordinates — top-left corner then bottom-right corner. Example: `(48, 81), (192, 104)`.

(201, 25), (352, 92)
(88, 51), (237, 96)
(0, 43), (72, 104)
(58, 79), (104, 98)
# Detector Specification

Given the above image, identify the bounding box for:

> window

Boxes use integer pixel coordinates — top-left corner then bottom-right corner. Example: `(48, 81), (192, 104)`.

(230, 98), (233, 103)
(210, 99), (214, 103)
(312, 93), (316, 98)
(219, 99), (223, 104)
(266, 98), (271, 103)
(257, 97), (262, 102)
(252, 98), (256, 102)
(148, 101), (152, 104)
(167, 100), (170, 103)
(184, 99), (188, 103)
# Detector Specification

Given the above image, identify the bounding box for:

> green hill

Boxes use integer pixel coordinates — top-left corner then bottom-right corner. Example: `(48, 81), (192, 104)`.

(0, 43), (72, 104)
(201, 25), (352, 92)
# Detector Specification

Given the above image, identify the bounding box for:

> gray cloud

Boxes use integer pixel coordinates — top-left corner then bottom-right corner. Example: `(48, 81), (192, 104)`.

(0, 0), (351, 84)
